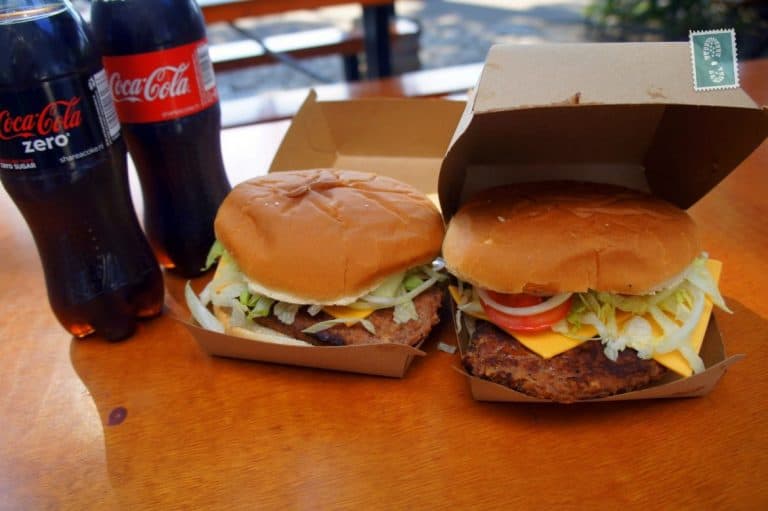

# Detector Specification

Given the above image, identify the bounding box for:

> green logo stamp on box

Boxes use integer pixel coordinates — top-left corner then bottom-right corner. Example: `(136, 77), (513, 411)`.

(689, 29), (739, 91)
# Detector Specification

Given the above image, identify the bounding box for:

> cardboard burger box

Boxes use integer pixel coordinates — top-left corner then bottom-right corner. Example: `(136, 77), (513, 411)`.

(438, 42), (768, 401)
(184, 93), (466, 377)
(186, 41), (767, 390)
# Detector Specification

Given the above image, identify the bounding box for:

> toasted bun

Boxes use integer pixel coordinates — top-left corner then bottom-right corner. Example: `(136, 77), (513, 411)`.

(214, 169), (445, 304)
(443, 181), (700, 295)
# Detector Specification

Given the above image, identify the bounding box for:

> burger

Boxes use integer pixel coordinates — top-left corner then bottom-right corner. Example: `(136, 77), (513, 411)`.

(442, 181), (730, 402)
(186, 169), (447, 347)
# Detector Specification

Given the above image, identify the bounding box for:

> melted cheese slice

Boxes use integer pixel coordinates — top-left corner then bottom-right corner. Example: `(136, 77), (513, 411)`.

(647, 260), (718, 376)
(512, 327), (592, 359)
(453, 260), (722, 377)
(323, 305), (375, 326)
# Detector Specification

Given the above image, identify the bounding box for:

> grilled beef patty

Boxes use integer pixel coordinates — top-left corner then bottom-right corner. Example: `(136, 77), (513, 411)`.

(462, 321), (667, 403)
(253, 286), (444, 346)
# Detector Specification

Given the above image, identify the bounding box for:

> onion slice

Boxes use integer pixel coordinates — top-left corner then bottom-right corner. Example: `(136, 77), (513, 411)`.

(185, 281), (225, 333)
(477, 289), (573, 316)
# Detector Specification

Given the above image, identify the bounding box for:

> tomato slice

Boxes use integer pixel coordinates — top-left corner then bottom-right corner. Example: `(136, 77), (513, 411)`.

(482, 290), (543, 308)
(480, 292), (573, 333)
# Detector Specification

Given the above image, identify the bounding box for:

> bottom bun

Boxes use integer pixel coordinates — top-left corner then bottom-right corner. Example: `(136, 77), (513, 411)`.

(462, 321), (667, 403)
(214, 306), (312, 347)
(227, 325), (313, 347)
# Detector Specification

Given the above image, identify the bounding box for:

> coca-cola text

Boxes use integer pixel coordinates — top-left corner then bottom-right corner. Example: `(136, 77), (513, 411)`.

(109, 63), (191, 103)
(0, 98), (82, 141)
(101, 40), (217, 124)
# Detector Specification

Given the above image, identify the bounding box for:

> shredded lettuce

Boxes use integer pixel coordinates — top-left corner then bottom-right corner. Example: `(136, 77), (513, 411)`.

(393, 298), (419, 324)
(344, 264), (446, 328)
(565, 299), (587, 331)
(595, 292), (649, 315)
(302, 317), (376, 335)
(273, 302), (300, 325)
(453, 284), (485, 336)
(211, 282), (247, 307)
(403, 275), (425, 292)
(249, 296), (275, 319)
(230, 298), (248, 328)
(370, 271), (406, 298)
(684, 253), (731, 312)
(464, 314), (477, 337)
(453, 284), (485, 317)
(209, 250), (242, 290)
(191, 247), (446, 337)
(564, 253), (728, 373)
(358, 265), (442, 307)
(233, 289), (275, 319)
(202, 240), (226, 271)
(609, 316), (653, 361)
(551, 318), (595, 341)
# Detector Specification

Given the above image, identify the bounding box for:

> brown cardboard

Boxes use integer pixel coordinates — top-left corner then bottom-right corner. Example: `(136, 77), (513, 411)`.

(453, 314), (745, 402)
(271, 90), (466, 197)
(439, 42), (767, 402)
(183, 322), (426, 378)
(186, 92), (465, 378)
(439, 43), (768, 220)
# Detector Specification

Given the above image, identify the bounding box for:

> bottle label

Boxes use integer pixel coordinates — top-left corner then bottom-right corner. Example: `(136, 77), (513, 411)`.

(102, 39), (218, 124)
(0, 69), (121, 172)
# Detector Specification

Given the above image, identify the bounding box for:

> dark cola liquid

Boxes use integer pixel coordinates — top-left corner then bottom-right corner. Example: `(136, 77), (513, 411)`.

(121, 104), (230, 276)
(91, 0), (231, 277)
(1, 141), (164, 339)
(0, 3), (164, 340)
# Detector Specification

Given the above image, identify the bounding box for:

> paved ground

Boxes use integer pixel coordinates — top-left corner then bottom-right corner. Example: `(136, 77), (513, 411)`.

(207, 0), (591, 101)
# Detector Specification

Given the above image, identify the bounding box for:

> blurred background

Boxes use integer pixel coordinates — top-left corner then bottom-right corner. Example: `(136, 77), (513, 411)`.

(74, 0), (768, 103)
(202, 0), (768, 101)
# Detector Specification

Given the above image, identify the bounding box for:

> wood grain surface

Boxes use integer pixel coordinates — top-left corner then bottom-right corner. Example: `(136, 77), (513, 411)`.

(0, 60), (766, 510)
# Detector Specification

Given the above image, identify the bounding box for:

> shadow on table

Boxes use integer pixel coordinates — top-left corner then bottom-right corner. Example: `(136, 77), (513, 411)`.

(68, 290), (765, 507)
(67, 274), (444, 507)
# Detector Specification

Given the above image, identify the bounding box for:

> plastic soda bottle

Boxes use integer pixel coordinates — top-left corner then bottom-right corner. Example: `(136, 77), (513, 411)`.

(90, 0), (232, 277)
(0, 0), (164, 340)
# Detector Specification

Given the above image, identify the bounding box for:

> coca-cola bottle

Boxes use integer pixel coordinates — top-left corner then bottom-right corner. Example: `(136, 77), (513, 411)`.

(0, 0), (164, 340)
(90, 0), (232, 277)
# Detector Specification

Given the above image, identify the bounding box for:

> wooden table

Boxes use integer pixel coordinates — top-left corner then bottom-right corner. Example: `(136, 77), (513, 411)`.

(1, 59), (767, 510)
(198, 0), (396, 78)
(219, 62), (482, 126)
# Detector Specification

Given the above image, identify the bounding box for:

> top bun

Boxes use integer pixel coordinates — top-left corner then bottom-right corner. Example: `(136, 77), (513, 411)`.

(442, 181), (700, 295)
(214, 169), (445, 304)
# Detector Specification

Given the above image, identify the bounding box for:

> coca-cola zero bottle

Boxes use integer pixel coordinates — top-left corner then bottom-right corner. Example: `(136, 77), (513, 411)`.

(90, 0), (232, 277)
(0, 0), (164, 341)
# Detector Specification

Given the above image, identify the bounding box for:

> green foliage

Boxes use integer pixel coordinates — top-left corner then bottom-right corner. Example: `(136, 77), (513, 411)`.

(585, 0), (767, 57)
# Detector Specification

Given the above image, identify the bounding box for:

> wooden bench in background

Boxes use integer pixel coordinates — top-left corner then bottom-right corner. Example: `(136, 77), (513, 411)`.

(219, 62), (483, 127)
(209, 17), (421, 81)
(200, 0), (401, 78)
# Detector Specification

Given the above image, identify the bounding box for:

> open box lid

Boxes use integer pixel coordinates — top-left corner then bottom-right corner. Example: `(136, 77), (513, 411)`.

(438, 42), (768, 220)
(270, 90), (466, 197)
